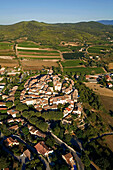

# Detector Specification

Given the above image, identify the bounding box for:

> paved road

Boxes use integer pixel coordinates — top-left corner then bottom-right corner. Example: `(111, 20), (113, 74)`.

(12, 135), (50, 170)
(50, 131), (84, 170)
(0, 134), (50, 170)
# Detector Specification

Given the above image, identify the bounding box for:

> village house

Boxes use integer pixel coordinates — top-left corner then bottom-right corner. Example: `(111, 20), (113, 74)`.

(2, 94), (9, 100)
(72, 103), (82, 117)
(34, 141), (53, 156)
(6, 96), (15, 102)
(7, 109), (19, 118)
(9, 125), (19, 131)
(107, 83), (113, 88)
(62, 153), (76, 169)
(105, 75), (112, 82)
(4, 137), (19, 147)
(23, 149), (33, 161)
(7, 118), (14, 123)
(0, 106), (7, 110)
(0, 101), (6, 106)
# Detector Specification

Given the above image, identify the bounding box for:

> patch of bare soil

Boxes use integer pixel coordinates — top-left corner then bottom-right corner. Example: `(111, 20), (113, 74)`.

(84, 82), (113, 97)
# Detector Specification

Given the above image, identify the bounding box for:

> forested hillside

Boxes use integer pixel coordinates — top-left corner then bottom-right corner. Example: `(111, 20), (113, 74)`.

(0, 21), (113, 45)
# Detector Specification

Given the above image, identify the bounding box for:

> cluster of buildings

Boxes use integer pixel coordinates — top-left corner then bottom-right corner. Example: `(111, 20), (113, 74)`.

(0, 68), (82, 169)
(85, 73), (113, 87)
(20, 71), (80, 117)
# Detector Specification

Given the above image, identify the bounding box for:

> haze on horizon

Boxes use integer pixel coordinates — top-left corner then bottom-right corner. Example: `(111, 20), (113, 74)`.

(0, 0), (113, 25)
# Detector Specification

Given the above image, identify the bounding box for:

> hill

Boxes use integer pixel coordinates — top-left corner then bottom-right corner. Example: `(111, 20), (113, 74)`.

(97, 20), (113, 25)
(0, 20), (113, 45)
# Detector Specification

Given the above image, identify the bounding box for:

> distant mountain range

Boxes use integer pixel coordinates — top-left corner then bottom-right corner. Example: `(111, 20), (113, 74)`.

(97, 20), (113, 25)
(0, 20), (113, 44)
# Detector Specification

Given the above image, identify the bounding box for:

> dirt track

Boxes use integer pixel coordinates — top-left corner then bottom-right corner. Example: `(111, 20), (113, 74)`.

(84, 82), (113, 97)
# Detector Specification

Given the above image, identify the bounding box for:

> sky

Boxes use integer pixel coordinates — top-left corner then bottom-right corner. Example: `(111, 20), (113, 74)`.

(0, 0), (113, 25)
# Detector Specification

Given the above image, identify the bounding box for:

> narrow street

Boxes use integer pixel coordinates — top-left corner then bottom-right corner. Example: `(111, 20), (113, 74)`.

(49, 131), (84, 170)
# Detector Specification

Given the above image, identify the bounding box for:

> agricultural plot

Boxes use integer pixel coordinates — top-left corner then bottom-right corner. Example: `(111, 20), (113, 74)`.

(21, 59), (58, 70)
(88, 45), (112, 54)
(64, 67), (104, 74)
(17, 47), (61, 60)
(0, 42), (14, 50)
(18, 41), (40, 48)
(0, 58), (18, 67)
(63, 52), (84, 60)
(69, 46), (84, 52)
(0, 42), (15, 56)
(61, 59), (85, 67)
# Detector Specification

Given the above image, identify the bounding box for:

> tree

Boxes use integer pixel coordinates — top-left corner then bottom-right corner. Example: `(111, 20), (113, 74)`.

(21, 126), (29, 136)
(82, 153), (90, 168)
(14, 99), (20, 106)
(6, 101), (13, 108)
(16, 103), (28, 113)
(45, 136), (55, 147)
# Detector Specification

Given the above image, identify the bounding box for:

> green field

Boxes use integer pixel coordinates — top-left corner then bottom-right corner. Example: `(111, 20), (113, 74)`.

(63, 52), (84, 60)
(19, 53), (60, 56)
(64, 67), (104, 74)
(19, 57), (61, 60)
(69, 46), (83, 51)
(61, 59), (85, 67)
(0, 42), (14, 50)
(88, 45), (112, 53)
(18, 49), (59, 53)
(18, 41), (40, 48)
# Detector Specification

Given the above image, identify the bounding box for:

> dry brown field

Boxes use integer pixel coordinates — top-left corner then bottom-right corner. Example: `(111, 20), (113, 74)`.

(0, 59), (18, 67)
(102, 135), (113, 152)
(21, 59), (58, 70)
(84, 82), (113, 97)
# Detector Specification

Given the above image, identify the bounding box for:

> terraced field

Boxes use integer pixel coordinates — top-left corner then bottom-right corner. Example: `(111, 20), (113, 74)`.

(17, 45), (61, 60)
(0, 42), (15, 56)
(88, 45), (112, 54)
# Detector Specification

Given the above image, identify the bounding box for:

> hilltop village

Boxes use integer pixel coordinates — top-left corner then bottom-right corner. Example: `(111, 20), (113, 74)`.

(20, 71), (79, 117)
(0, 67), (85, 170)
(0, 65), (113, 170)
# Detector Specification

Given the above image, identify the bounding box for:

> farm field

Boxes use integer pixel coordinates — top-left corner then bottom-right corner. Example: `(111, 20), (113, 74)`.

(63, 52), (84, 60)
(21, 59), (58, 70)
(0, 58), (18, 67)
(19, 57), (60, 60)
(17, 46), (61, 60)
(0, 42), (15, 56)
(64, 67), (104, 74)
(18, 49), (59, 53)
(18, 41), (40, 48)
(88, 45), (112, 53)
(85, 83), (113, 97)
(69, 46), (84, 52)
(0, 42), (14, 50)
(102, 135), (113, 152)
(61, 59), (85, 67)
(19, 53), (60, 56)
